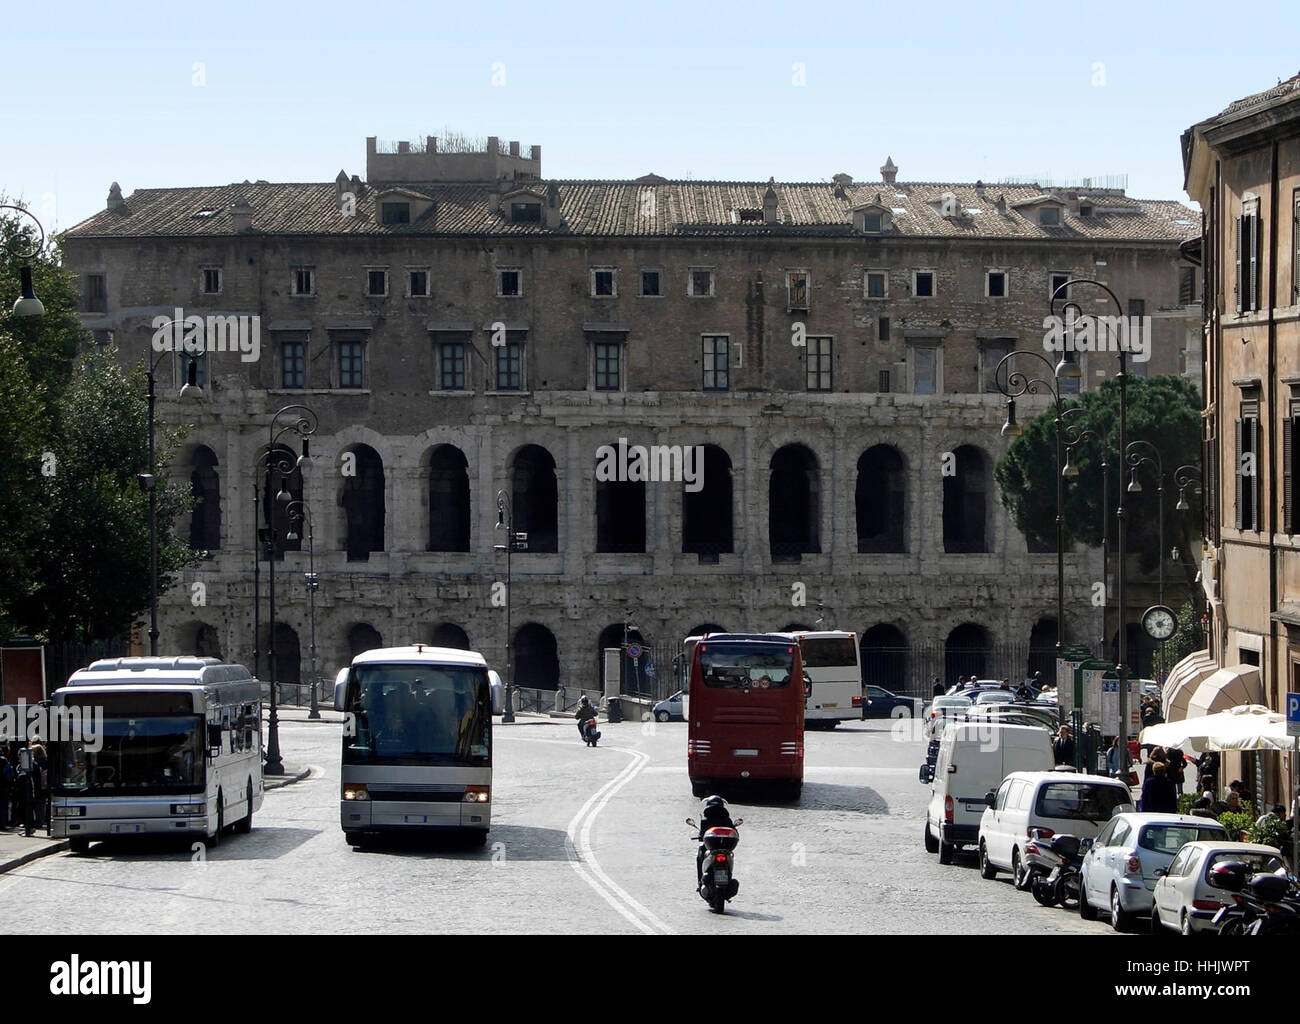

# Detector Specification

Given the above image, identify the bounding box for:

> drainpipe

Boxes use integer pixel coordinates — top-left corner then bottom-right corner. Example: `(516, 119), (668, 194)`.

(1267, 139), (1279, 804)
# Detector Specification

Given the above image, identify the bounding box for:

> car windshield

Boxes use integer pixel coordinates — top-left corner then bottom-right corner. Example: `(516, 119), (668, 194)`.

(343, 664), (491, 766)
(1138, 823), (1229, 854)
(935, 697), (971, 708)
(699, 643), (794, 689)
(975, 691), (1014, 703)
(1035, 782), (1130, 822)
(1205, 851), (1287, 876)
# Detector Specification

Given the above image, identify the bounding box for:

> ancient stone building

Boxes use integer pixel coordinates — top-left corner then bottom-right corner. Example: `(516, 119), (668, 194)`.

(62, 136), (1200, 699)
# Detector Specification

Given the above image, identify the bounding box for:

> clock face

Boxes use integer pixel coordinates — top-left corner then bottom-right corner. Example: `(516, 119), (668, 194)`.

(1143, 605), (1177, 641)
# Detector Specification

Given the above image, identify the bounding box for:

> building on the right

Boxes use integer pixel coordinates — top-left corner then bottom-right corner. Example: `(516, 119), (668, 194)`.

(1178, 73), (1300, 806)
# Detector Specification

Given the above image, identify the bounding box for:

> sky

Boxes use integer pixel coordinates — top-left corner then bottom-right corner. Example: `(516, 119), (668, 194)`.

(4, 0), (1300, 235)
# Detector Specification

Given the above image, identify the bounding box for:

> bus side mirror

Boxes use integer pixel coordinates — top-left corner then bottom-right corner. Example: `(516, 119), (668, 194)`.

(803, 673), (812, 698)
(206, 723), (222, 759)
(334, 677), (348, 712)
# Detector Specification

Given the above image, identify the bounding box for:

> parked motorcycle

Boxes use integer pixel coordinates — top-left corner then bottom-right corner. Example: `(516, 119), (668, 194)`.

(581, 718), (601, 747)
(1208, 862), (1300, 935)
(1024, 830), (1082, 909)
(687, 816), (743, 913)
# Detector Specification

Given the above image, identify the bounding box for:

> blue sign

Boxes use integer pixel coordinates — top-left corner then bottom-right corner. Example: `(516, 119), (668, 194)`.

(1288, 693), (1300, 738)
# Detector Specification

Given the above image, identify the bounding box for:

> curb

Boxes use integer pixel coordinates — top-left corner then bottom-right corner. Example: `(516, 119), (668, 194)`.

(0, 838), (69, 875)
(264, 766), (313, 791)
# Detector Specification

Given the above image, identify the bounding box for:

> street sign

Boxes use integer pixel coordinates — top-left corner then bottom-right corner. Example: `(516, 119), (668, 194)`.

(627, 643), (643, 660)
(1287, 692), (1300, 737)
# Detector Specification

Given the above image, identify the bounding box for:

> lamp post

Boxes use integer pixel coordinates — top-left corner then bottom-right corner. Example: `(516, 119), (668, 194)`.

(1061, 411), (1108, 658)
(256, 405), (318, 774)
(1126, 440), (1166, 679)
(284, 499), (320, 720)
(1, 204), (46, 317)
(1174, 464), (1205, 643)
(494, 489), (527, 723)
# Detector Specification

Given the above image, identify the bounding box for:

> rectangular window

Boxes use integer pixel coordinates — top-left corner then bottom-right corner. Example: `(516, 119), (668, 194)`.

(806, 336), (833, 392)
(1236, 402), (1260, 530)
(201, 267), (222, 295)
(291, 267), (314, 296)
(1236, 206), (1260, 312)
(591, 268), (616, 298)
(913, 271), (934, 298)
(495, 342), (523, 390)
(913, 347), (937, 394)
(180, 352), (206, 389)
(1128, 298), (1145, 317)
(511, 202), (542, 224)
(986, 270), (1006, 298)
(1179, 266), (1197, 305)
(879, 316), (890, 341)
(1286, 403), (1300, 534)
(702, 335), (729, 391)
(381, 202), (410, 225)
(688, 268), (715, 297)
(878, 369), (891, 393)
(864, 213), (882, 232)
(85, 273), (106, 312)
(367, 269), (388, 297)
(981, 339), (1014, 393)
(281, 340), (305, 389)
(1294, 189), (1300, 305)
(408, 269), (430, 297)
(594, 342), (621, 390)
(1039, 207), (1061, 226)
(865, 270), (888, 299)
(1050, 273), (1070, 302)
(497, 268), (521, 297)
(786, 271), (809, 310)
(338, 339), (365, 389)
(440, 341), (466, 390)
(640, 269), (661, 297)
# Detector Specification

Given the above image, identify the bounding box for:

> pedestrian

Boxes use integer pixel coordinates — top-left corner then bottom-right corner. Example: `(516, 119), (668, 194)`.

(28, 738), (48, 827)
(1197, 750), (1220, 789)
(1256, 804), (1286, 827)
(1144, 746), (1167, 784)
(1199, 774), (1215, 801)
(1106, 736), (1125, 779)
(0, 748), (12, 830)
(1053, 725), (1075, 766)
(1139, 760), (1179, 813)
(1165, 747), (1186, 795)
(931, 677), (944, 698)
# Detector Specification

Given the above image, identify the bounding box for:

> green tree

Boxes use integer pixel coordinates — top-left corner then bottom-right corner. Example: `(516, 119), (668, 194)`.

(995, 374), (1203, 608)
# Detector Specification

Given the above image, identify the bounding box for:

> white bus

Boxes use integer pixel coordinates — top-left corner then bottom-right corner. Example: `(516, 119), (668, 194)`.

(335, 645), (500, 847)
(50, 657), (263, 853)
(780, 630), (863, 729)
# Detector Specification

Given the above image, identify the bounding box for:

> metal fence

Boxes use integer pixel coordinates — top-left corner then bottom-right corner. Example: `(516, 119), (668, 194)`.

(43, 638), (130, 692)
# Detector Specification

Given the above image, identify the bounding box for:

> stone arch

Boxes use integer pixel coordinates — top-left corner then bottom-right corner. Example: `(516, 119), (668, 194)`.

(856, 445), (906, 553)
(770, 443), (821, 561)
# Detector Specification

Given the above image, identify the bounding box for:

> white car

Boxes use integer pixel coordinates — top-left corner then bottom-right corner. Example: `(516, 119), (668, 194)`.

(925, 695), (972, 740)
(1150, 841), (1288, 935)
(652, 690), (684, 722)
(1079, 813), (1230, 931)
(972, 689), (1016, 705)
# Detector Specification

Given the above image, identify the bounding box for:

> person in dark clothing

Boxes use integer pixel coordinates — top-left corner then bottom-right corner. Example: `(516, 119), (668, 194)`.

(1052, 726), (1075, 766)
(1139, 760), (1178, 813)
(0, 751), (12, 830)
(931, 677), (944, 697)
(1165, 748), (1187, 794)
(694, 796), (736, 886)
(574, 695), (600, 741)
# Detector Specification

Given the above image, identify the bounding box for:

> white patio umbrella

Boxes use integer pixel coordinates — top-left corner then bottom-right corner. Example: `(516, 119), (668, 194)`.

(1139, 703), (1289, 753)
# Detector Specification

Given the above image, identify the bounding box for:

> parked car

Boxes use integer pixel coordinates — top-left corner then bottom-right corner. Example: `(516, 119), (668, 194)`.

(862, 685), (918, 719)
(972, 690), (1017, 706)
(926, 695), (972, 740)
(965, 704), (1061, 731)
(1079, 813), (1231, 931)
(922, 723), (1055, 866)
(978, 772), (1133, 887)
(652, 690), (684, 722)
(1150, 841), (1288, 935)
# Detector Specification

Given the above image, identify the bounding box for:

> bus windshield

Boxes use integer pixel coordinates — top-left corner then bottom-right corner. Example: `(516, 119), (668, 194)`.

(344, 664), (491, 766)
(800, 637), (856, 667)
(56, 716), (204, 794)
(700, 643), (795, 689)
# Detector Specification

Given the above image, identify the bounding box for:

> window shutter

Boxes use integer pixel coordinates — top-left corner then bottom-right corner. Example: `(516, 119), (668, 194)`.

(1235, 418), (1244, 530)
(1249, 214), (1260, 311)
(1235, 215), (1244, 313)
(1285, 416), (1294, 534)
(1252, 416), (1262, 531)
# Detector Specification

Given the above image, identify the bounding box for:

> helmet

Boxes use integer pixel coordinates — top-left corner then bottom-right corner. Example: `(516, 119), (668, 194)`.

(579, 695), (591, 706)
(702, 795), (728, 811)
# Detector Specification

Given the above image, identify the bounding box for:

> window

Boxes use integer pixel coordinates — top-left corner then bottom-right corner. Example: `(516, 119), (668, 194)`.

(1237, 400), (1261, 530)
(291, 267), (315, 296)
(786, 271), (809, 311)
(338, 339), (365, 389)
(1180, 266), (1197, 305)
(703, 335), (729, 391)
(497, 267), (521, 297)
(913, 271), (934, 298)
(495, 342), (523, 390)
(1039, 207), (1061, 226)
(1050, 273), (1070, 302)
(1286, 402), (1300, 534)
(380, 202), (410, 225)
(981, 339), (1014, 393)
(408, 269), (430, 297)
(591, 268), (617, 298)
(806, 336), (832, 391)
(366, 269), (388, 297)
(688, 268), (715, 297)
(1109, 820), (1132, 848)
(912, 346), (937, 394)
(865, 270), (888, 299)
(1236, 201), (1261, 313)
(1139, 824), (1228, 855)
(639, 269), (661, 297)
(986, 270), (1006, 298)
(1128, 298), (1145, 318)
(593, 342), (621, 390)
(281, 340), (305, 389)
(879, 316), (890, 341)
(1079, 204), (1093, 218)
(85, 273), (106, 312)
(201, 267), (222, 295)
(1293, 189), (1300, 304)
(180, 351), (206, 389)
(1033, 781), (1129, 821)
(878, 369), (891, 393)
(439, 341), (466, 390)
(863, 213), (882, 233)
(510, 202), (542, 224)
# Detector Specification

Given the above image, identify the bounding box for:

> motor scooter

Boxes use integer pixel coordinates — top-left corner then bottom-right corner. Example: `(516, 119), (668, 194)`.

(686, 816), (743, 914)
(581, 718), (600, 747)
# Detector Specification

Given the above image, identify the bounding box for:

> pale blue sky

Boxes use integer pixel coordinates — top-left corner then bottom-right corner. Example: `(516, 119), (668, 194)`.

(5, 0), (1299, 234)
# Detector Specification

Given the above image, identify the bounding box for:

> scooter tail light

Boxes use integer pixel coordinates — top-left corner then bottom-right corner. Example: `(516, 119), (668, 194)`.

(944, 795), (953, 822)
(1029, 826), (1053, 839)
(715, 852), (728, 863)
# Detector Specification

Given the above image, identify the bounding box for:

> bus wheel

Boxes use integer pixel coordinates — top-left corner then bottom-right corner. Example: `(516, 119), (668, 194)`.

(209, 792), (223, 847)
(69, 838), (90, 855)
(234, 780), (253, 834)
(784, 781), (803, 801)
(467, 830), (489, 849)
(345, 832), (363, 848)
(691, 781), (709, 798)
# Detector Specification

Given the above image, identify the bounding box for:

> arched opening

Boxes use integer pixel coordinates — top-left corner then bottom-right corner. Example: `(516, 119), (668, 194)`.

(945, 623), (992, 683)
(943, 445), (991, 553)
(596, 622), (646, 694)
(782, 622), (813, 631)
(182, 621), (222, 660)
(1028, 618), (1058, 682)
(340, 444), (385, 561)
(511, 445), (559, 553)
(258, 622), (301, 685)
(262, 445), (303, 558)
(188, 445), (221, 551)
(861, 623), (908, 690)
(683, 445), (733, 561)
(856, 446), (906, 553)
(429, 622), (470, 651)
(595, 459), (646, 553)
(513, 623), (560, 690)
(348, 623), (383, 660)
(427, 445), (470, 552)
(770, 444), (820, 561)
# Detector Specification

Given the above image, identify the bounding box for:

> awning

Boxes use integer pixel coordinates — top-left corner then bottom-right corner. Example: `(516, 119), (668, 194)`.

(1140, 703), (1291, 754)
(1186, 664), (1262, 720)
(1161, 649), (1216, 722)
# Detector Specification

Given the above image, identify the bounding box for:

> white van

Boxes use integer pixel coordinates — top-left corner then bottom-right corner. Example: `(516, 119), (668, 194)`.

(977, 771), (1134, 885)
(920, 722), (1054, 865)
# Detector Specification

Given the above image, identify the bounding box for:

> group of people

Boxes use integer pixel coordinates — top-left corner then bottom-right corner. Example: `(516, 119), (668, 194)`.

(1136, 744), (1189, 812)
(0, 737), (47, 835)
(931, 672), (1051, 702)
(1140, 695), (1165, 728)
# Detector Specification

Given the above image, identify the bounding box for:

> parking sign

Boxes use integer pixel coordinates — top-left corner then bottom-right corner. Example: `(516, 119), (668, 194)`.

(1288, 693), (1300, 737)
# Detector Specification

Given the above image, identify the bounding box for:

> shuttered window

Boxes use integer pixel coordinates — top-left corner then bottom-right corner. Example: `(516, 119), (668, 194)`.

(1236, 207), (1261, 312)
(1236, 400), (1261, 531)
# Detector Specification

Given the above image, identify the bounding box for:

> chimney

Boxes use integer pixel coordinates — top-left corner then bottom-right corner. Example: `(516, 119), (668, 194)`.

(489, 182), (502, 214)
(107, 182), (126, 212)
(547, 181), (559, 207)
(1065, 191), (1081, 216)
(832, 172), (852, 200)
(546, 182), (562, 227)
(880, 156), (898, 186)
(335, 169), (349, 201)
(350, 174), (362, 196)
(230, 198), (253, 233)
(763, 178), (780, 225)
(397, 140), (410, 154)
(427, 135), (437, 153)
(488, 136), (500, 154)
(975, 179), (985, 197)
(995, 194), (1008, 216)
(510, 140), (520, 157)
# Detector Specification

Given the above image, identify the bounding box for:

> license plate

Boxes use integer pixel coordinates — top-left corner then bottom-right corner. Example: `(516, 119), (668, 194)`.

(822, 702), (837, 709)
(402, 815), (429, 824)
(112, 824), (142, 835)
(732, 749), (758, 757)
(714, 869), (730, 885)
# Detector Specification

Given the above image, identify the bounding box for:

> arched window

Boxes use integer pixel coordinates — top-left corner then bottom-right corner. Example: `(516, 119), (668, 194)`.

(770, 444), (820, 561)
(856, 446), (906, 553)
(428, 445), (470, 552)
(943, 445), (991, 553)
(340, 445), (385, 561)
(189, 445), (221, 551)
(683, 445), (733, 561)
(511, 445), (559, 553)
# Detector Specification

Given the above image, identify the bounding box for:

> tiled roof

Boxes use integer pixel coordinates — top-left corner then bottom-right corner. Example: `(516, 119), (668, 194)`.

(1215, 72), (1300, 120)
(65, 178), (1198, 243)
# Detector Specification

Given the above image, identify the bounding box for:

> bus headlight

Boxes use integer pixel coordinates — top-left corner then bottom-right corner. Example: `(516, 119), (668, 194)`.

(343, 784), (369, 801)
(463, 785), (490, 803)
(53, 806), (86, 818)
(170, 803), (205, 815)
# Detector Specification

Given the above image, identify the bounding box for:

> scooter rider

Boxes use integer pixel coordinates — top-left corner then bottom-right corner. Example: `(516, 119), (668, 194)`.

(695, 795), (735, 886)
(574, 694), (599, 741)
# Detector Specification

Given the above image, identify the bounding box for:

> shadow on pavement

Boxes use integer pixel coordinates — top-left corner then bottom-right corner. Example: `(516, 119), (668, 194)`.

(69, 827), (321, 861)
(703, 781), (890, 815)
(348, 824), (570, 861)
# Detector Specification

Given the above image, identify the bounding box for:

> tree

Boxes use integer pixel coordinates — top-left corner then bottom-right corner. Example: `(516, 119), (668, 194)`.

(994, 374), (1203, 607)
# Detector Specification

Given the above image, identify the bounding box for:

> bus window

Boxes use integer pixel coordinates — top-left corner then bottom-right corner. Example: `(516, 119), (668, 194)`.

(344, 664), (491, 766)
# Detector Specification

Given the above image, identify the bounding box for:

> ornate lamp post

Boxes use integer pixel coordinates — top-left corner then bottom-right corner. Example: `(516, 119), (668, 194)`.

(285, 499), (320, 720)
(494, 489), (528, 723)
(1, 204), (46, 317)
(1060, 411), (1108, 658)
(1127, 440), (1166, 678)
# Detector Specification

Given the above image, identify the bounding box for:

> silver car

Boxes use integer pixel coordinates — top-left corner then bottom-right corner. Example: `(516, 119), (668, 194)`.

(652, 690), (684, 722)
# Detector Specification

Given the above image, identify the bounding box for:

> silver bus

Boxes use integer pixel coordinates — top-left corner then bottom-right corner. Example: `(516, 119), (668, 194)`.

(50, 657), (263, 852)
(335, 645), (500, 847)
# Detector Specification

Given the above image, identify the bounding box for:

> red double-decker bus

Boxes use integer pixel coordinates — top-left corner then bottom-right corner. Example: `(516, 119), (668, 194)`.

(686, 633), (808, 800)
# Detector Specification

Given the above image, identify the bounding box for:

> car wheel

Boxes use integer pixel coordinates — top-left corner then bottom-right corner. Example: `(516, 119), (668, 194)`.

(924, 821), (939, 854)
(1079, 883), (1099, 921)
(1111, 886), (1133, 933)
(1013, 849), (1031, 891)
(978, 840), (997, 879)
(1180, 910), (1193, 936)
(655, 711), (670, 722)
(1150, 906), (1161, 933)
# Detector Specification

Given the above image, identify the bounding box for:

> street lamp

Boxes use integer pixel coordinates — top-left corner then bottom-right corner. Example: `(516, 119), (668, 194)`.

(1, 205), (46, 317)
(494, 489), (527, 723)
(285, 499), (320, 721)
(1061, 410), (1108, 660)
(255, 405), (318, 774)
(1127, 439), (1166, 678)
